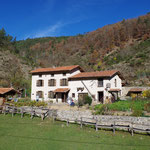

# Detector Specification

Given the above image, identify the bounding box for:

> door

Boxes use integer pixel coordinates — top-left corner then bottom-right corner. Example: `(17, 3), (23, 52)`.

(61, 93), (65, 102)
(98, 92), (103, 103)
(61, 93), (68, 103)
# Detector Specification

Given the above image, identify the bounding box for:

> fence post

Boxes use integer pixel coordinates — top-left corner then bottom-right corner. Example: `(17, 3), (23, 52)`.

(80, 117), (83, 128)
(67, 119), (69, 126)
(113, 121), (116, 135)
(30, 107), (34, 119)
(3, 105), (6, 115)
(12, 107), (14, 117)
(131, 122), (134, 136)
(53, 116), (55, 123)
(21, 108), (24, 118)
(41, 114), (44, 121)
(95, 117), (98, 131)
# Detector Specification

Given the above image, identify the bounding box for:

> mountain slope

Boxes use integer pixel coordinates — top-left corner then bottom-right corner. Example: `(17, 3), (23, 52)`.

(1, 13), (150, 89)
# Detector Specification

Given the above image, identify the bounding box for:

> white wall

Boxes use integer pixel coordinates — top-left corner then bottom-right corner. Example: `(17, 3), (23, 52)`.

(69, 74), (122, 103)
(31, 69), (122, 103)
(31, 69), (81, 102)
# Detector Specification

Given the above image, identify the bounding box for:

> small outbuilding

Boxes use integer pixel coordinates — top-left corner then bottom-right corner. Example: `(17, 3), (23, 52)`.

(127, 88), (143, 97)
(0, 88), (19, 98)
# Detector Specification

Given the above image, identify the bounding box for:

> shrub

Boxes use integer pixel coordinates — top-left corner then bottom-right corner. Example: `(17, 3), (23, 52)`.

(131, 109), (144, 117)
(94, 104), (108, 115)
(142, 90), (150, 98)
(77, 99), (84, 107)
(131, 93), (138, 100)
(84, 95), (92, 105)
(77, 95), (92, 107)
(144, 102), (150, 112)
(14, 100), (47, 107)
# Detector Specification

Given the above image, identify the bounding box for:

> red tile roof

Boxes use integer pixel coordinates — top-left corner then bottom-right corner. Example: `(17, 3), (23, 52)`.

(0, 88), (16, 95)
(31, 65), (83, 74)
(109, 89), (121, 92)
(69, 70), (122, 79)
(129, 88), (143, 92)
(53, 88), (70, 93)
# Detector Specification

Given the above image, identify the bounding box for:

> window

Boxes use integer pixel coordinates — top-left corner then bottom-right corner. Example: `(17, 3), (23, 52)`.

(36, 91), (43, 98)
(48, 91), (55, 98)
(48, 79), (56, 86)
(36, 80), (44, 87)
(60, 79), (68, 86)
(115, 79), (117, 87)
(98, 79), (103, 87)
(63, 73), (66, 76)
(72, 93), (75, 98)
(51, 74), (54, 77)
(39, 74), (42, 77)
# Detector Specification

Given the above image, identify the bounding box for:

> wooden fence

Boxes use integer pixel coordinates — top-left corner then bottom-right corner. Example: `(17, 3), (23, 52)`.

(0, 104), (150, 136)
(53, 116), (150, 136)
(0, 105), (49, 120)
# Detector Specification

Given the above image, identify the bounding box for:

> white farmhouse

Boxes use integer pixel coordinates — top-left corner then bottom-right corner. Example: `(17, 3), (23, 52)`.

(31, 65), (123, 104)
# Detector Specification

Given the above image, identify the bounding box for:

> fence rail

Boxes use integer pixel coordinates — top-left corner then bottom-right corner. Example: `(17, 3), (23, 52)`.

(0, 104), (150, 136)
(0, 105), (49, 120)
(53, 116), (150, 136)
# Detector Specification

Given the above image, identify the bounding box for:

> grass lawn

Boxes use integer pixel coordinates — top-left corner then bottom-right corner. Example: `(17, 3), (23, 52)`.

(0, 115), (150, 150)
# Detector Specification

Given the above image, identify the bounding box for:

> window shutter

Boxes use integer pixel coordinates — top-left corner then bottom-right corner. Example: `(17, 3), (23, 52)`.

(42, 80), (44, 86)
(36, 81), (39, 86)
(60, 79), (62, 86)
(42, 91), (44, 98)
(66, 79), (68, 86)
(54, 79), (56, 86)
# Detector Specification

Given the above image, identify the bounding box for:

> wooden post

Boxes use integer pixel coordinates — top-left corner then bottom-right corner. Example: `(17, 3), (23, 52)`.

(21, 108), (24, 118)
(12, 107), (14, 117)
(56, 93), (58, 103)
(95, 117), (98, 131)
(3, 105), (6, 115)
(31, 107), (34, 119)
(131, 122), (134, 136)
(64, 94), (66, 103)
(113, 121), (116, 135)
(41, 114), (44, 121)
(80, 117), (83, 128)
(67, 119), (69, 126)
(53, 116), (55, 123)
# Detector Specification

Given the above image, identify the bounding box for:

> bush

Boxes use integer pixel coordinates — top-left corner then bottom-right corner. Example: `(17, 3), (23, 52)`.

(77, 95), (92, 107)
(131, 109), (144, 117)
(94, 104), (108, 115)
(142, 90), (150, 98)
(144, 102), (150, 112)
(14, 100), (47, 107)
(84, 95), (92, 105)
(77, 99), (84, 107)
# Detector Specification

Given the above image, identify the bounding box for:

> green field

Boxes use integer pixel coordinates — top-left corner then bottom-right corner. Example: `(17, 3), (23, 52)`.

(0, 115), (150, 150)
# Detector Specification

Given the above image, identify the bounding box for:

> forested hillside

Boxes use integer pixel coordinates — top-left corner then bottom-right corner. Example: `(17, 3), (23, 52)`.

(1, 13), (150, 92)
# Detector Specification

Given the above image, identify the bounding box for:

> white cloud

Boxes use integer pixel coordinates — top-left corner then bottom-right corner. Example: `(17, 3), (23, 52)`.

(34, 22), (63, 37)
(24, 17), (85, 39)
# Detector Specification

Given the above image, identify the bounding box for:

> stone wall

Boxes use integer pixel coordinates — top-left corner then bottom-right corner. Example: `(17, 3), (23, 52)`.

(122, 86), (150, 97)
(49, 109), (150, 127)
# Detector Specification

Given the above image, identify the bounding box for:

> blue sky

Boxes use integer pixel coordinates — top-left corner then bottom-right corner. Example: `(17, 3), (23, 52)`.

(0, 0), (150, 40)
